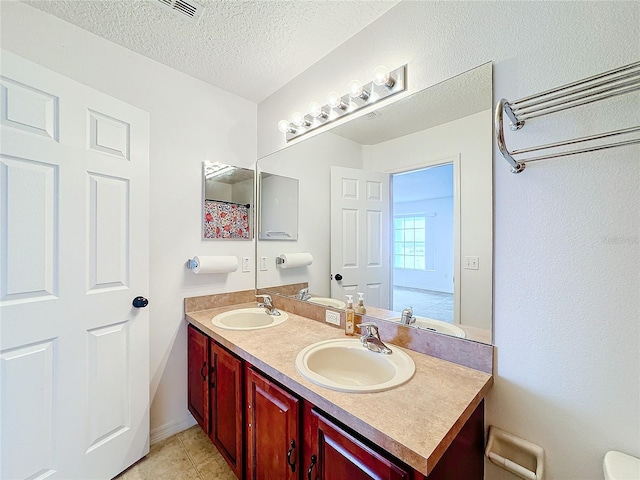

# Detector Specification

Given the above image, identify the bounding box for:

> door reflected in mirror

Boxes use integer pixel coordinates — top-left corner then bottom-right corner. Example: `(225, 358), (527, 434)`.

(202, 162), (254, 240)
(256, 63), (493, 344)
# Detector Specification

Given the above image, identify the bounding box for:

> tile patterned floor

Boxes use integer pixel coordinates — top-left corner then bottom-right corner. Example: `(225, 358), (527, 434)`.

(114, 426), (236, 480)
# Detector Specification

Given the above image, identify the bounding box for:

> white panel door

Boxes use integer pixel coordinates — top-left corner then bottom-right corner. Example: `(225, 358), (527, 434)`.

(330, 166), (390, 308)
(0, 51), (150, 480)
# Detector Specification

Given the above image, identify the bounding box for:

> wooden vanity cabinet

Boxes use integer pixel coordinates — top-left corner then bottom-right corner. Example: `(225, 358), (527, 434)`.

(187, 325), (209, 433)
(188, 324), (485, 480)
(245, 366), (300, 480)
(303, 404), (412, 480)
(187, 325), (244, 478)
(209, 342), (244, 479)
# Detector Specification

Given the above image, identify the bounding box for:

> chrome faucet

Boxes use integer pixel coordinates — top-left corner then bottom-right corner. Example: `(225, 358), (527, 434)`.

(357, 322), (392, 355)
(255, 294), (281, 316)
(297, 288), (311, 301)
(400, 306), (415, 325)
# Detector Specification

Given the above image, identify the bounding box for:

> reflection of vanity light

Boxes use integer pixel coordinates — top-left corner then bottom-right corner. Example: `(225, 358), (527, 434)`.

(277, 64), (407, 142)
(205, 163), (236, 179)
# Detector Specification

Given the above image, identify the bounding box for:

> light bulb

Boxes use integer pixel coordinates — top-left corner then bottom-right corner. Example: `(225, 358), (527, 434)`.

(327, 91), (347, 110)
(373, 65), (395, 88)
(348, 80), (363, 98)
(278, 120), (292, 133)
(348, 79), (370, 101)
(292, 112), (308, 127)
(308, 102), (326, 119)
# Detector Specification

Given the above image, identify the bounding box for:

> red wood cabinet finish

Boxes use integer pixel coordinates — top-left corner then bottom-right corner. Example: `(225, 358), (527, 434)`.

(187, 325), (485, 480)
(312, 410), (411, 480)
(246, 367), (300, 480)
(187, 325), (209, 434)
(209, 341), (244, 479)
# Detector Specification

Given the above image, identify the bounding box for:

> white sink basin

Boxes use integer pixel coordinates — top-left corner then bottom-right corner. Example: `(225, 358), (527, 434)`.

(212, 308), (288, 331)
(389, 316), (466, 338)
(295, 338), (415, 393)
(308, 297), (346, 309)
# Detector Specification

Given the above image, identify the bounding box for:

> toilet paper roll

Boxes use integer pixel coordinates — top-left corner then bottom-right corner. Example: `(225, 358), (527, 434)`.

(192, 255), (238, 274)
(278, 252), (313, 269)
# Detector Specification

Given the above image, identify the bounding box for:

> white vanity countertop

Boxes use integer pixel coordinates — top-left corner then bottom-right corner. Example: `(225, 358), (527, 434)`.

(186, 302), (493, 475)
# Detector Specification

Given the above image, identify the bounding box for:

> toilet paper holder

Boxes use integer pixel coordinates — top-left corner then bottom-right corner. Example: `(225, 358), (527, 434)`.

(186, 258), (199, 269)
(485, 426), (544, 480)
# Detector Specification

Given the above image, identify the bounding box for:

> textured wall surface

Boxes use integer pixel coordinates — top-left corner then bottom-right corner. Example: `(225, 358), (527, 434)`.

(258, 2), (640, 480)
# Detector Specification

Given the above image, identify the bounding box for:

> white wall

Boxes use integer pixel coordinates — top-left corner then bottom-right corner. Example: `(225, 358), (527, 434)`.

(364, 109), (493, 330)
(258, 2), (640, 480)
(393, 196), (454, 294)
(0, 2), (257, 438)
(256, 132), (362, 295)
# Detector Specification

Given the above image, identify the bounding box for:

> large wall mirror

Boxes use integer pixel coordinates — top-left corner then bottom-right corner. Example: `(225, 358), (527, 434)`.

(256, 63), (493, 344)
(202, 161), (254, 240)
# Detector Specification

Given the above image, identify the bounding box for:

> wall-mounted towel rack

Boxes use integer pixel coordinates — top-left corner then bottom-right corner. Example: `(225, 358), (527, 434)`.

(496, 61), (640, 173)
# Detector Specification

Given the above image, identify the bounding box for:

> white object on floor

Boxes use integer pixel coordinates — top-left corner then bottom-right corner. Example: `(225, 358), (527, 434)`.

(604, 451), (640, 480)
(485, 426), (544, 480)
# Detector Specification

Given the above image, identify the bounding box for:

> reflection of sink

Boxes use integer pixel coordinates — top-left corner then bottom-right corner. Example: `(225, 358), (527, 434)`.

(295, 338), (415, 393)
(212, 308), (288, 330)
(307, 297), (346, 309)
(389, 316), (466, 338)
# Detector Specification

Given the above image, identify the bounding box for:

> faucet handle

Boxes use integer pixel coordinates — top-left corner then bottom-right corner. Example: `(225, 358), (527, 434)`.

(255, 294), (272, 305)
(357, 322), (379, 337)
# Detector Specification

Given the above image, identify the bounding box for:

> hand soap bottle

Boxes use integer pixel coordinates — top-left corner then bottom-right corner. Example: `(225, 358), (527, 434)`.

(355, 292), (367, 315)
(345, 295), (355, 336)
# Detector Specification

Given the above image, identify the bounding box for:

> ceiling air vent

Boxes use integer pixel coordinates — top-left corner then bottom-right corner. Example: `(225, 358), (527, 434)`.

(364, 111), (382, 121)
(155, 0), (205, 24)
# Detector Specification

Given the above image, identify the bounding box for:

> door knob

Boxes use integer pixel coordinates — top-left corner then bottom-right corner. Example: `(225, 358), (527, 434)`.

(132, 296), (149, 308)
(334, 273), (343, 281)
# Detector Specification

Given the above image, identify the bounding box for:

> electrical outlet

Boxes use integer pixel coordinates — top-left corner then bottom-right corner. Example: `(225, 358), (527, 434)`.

(464, 256), (479, 270)
(242, 257), (251, 273)
(325, 310), (340, 326)
(260, 256), (268, 271)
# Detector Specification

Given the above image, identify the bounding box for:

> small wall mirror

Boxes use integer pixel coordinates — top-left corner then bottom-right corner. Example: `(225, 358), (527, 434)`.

(258, 172), (299, 240)
(202, 161), (254, 240)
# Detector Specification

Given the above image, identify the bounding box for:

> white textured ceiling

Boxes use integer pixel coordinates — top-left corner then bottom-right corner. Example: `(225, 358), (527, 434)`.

(22, 0), (398, 103)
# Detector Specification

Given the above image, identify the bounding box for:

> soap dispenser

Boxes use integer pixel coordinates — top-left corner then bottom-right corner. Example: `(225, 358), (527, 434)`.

(355, 292), (367, 315)
(345, 295), (355, 336)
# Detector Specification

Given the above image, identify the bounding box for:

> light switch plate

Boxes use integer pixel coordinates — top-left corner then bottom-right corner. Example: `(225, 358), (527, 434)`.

(325, 310), (340, 326)
(260, 256), (268, 271)
(242, 257), (251, 273)
(464, 256), (479, 270)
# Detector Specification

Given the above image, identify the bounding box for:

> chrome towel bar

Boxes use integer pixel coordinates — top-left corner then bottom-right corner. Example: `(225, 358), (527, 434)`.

(496, 61), (640, 173)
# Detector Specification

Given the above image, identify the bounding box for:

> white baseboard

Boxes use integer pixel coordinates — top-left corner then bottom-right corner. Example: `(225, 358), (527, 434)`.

(150, 415), (197, 445)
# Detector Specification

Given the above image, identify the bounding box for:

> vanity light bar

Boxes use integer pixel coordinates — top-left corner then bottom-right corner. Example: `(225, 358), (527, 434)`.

(278, 64), (407, 142)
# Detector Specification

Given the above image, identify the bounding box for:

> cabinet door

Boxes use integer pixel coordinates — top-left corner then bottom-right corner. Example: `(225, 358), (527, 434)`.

(246, 367), (300, 480)
(210, 341), (244, 479)
(314, 412), (411, 480)
(187, 325), (209, 433)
